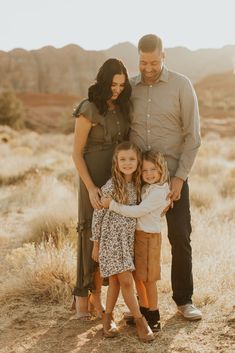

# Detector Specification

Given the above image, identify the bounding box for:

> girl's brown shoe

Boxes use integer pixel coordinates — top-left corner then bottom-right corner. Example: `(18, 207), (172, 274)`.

(102, 312), (119, 338)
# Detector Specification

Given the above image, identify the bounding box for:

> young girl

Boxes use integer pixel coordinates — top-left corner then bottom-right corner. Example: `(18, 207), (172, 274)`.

(91, 141), (154, 342)
(102, 151), (170, 332)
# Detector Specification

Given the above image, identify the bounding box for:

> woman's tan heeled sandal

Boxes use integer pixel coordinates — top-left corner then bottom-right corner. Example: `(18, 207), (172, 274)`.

(71, 296), (91, 320)
(88, 291), (104, 319)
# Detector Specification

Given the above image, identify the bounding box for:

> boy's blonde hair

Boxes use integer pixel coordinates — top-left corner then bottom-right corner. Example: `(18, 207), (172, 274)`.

(142, 151), (169, 184)
(112, 141), (142, 203)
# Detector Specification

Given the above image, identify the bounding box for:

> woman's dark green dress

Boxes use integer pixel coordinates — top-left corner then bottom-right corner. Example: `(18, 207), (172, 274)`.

(73, 100), (129, 296)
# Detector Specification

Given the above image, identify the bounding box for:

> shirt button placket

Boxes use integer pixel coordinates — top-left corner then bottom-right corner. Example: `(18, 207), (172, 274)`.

(116, 117), (121, 140)
(146, 85), (152, 150)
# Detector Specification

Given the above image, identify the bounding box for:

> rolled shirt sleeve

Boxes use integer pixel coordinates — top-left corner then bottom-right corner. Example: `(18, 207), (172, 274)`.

(175, 78), (201, 180)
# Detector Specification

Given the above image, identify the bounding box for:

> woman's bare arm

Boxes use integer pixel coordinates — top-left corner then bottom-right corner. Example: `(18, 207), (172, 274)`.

(72, 116), (102, 209)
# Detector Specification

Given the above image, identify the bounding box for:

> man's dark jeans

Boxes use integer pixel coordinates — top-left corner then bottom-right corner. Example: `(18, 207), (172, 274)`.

(166, 180), (193, 306)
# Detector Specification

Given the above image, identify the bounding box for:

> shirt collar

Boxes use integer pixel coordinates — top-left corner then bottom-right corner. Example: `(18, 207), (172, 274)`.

(134, 65), (169, 86)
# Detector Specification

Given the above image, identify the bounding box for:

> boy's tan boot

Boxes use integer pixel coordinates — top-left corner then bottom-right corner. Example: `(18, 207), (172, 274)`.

(135, 316), (155, 342)
(102, 312), (119, 338)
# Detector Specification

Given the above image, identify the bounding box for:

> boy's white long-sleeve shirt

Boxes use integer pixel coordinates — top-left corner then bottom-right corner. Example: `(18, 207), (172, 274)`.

(109, 182), (170, 233)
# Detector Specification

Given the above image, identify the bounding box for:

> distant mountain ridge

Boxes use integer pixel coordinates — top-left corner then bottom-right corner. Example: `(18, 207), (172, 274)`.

(1, 42), (235, 96)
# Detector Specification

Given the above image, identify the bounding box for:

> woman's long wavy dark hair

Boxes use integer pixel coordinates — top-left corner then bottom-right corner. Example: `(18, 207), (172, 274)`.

(88, 58), (132, 119)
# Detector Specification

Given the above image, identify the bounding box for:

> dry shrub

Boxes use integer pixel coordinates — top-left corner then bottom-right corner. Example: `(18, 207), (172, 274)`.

(192, 215), (235, 306)
(59, 108), (75, 134)
(9, 130), (41, 151)
(0, 154), (37, 186)
(190, 178), (217, 209)
(203, 132), (221, 141)
(34, 133), (74, 155)
(56, 167), (77, 187)
(0, 143), (74, 190)
(22, 176), (77, 244)
(1, 172), (76, 210)
(197, 138), (220, 158)
(5, 125), (73, 158)
(0, 91), (25, 129)
(0, 175), (47, 213)
(0, 166), (46, 187)
(215, 199), (235, 222)
(226, 148), (235, 160)
(191, 157), (220, 179)
(1, 239), (76, 303)
(197, 136), (235, 162)
(12, 145), (33, 156)
(26, 219), (77, 248)
(228, 166), (235, 179)
(219, 174), (235, 198)
(0, 124), (18, 137)
(217, 138), (235, 161)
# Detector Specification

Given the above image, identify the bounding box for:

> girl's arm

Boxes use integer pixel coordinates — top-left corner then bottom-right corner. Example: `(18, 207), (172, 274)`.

(109, 187), (170, 218)
(73, 116), (102, 209)
(91, 208), (106, 241)
(91, 179), (113, 241)
(91, 241), (100, 262)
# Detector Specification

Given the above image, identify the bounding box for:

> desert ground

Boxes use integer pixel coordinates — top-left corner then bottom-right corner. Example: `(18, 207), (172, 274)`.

(0, 125), (234, 353)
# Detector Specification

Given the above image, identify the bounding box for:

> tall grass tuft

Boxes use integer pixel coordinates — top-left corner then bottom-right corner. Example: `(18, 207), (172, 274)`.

(1, 238), (76, 303)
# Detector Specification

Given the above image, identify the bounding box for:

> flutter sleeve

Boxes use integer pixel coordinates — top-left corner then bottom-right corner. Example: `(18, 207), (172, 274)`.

(72, 99), (98, 124)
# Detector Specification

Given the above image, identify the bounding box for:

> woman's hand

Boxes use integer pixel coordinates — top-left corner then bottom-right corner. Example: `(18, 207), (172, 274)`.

(88, 186), (103, 209)
(91, 241), (99, 262)
(101, 196), (113, 209)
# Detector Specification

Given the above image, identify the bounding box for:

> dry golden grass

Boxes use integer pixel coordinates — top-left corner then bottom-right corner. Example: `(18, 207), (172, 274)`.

(22, 176), (78, 243)
(3, 239), (76, 303)
(0, 126), (234, 353)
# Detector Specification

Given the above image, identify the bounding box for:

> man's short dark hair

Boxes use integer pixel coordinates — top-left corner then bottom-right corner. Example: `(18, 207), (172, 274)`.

(138, 34), (163, 53)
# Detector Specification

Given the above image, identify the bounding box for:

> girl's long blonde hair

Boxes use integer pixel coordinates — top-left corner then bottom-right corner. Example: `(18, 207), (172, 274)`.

(142, 151), (169, 184)
(111, 142), (142, 203)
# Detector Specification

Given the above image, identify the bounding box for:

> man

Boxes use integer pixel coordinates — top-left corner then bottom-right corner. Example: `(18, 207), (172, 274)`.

(129, 34), (202, 320)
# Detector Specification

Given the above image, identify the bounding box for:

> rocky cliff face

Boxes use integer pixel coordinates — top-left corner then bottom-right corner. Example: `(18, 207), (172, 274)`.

(1, 43), (235, 96)
(0, 45), (106, 96)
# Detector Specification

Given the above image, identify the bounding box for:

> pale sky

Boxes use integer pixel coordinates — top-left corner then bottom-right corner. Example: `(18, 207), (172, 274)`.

(1, 0), (235, 52)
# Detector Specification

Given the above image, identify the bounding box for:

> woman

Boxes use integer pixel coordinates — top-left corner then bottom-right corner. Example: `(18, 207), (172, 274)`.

(72, 58), (132, 319)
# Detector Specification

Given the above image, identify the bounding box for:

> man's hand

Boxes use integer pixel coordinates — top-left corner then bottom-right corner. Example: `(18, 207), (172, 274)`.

(101, 196), (113, 209)
(91, 241), (99, 262)
(168, 177), (184, 203)
(161, 203), (171, 216)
